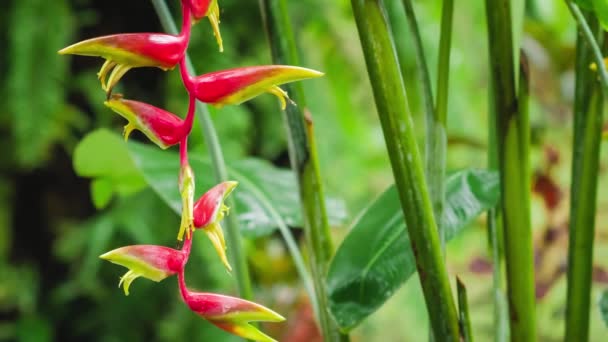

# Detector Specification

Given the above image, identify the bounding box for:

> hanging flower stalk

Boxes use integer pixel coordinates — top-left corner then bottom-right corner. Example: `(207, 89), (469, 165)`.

(60, 0), (322, 340)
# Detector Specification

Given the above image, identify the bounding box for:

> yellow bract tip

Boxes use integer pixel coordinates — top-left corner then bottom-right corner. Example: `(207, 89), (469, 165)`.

(205, 222), (232, 272)
(207, 1), (223, 52)
(267, 86), (290, 110)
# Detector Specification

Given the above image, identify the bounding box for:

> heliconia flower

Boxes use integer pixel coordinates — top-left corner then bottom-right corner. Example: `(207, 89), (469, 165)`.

(192, 181), (238, 271)
(100, 245), (186, 295)
(178, 164), (196, 242)
(179, 272), (284, 341)
(188, 0), (223, 52)
(185, 65), (323, 110)
(104, 96), (186, 149)
(59, 33), (187, 93)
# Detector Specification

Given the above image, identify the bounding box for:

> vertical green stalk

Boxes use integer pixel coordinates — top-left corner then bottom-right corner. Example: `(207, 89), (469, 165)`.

(457, 277), (474, 342)
(564, 9), (604, 341)
(396, 0), (452, 250)
(258, 1), (344, 341)
(151, 0), (253, 300)
(487, 42), (509, 342)
(431, 0), (453, 250)
(398, 0), (435, 128)
(350, 0), (459, 340)
(485, 0), (536, 339)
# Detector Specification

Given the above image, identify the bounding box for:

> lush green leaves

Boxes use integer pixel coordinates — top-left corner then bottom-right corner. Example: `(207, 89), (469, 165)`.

(74, 129), (346, 237)
(326, 169), (499, 331)
(128, 141), (346, 238)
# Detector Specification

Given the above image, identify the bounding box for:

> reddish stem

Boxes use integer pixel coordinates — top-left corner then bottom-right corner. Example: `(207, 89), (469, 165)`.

(179, 58), (196, 92)
(179, 137), (189, 167)
(178, 235), (193, 302)
(180, 0), (192, 40)
(178, 1), (195, 92)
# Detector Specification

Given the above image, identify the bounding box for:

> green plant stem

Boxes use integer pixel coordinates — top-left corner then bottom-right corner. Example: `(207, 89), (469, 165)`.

(488, 51), (509, 342)
(399, 0), (435, 128)
(485, 0), (536, 339)
(398, 0), (450, 253)
(151, 0), (253, 300)
(350, 0), (459, 340)
(564, 13), (604, 341)
(457, 277), (473, 342)
(431, 0), (452, 251)
(565, 1), (608, 96)
(258, 1), (344, 341)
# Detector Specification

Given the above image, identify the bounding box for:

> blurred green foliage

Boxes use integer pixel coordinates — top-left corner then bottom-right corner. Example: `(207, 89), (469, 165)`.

(0, 0), (607, 341)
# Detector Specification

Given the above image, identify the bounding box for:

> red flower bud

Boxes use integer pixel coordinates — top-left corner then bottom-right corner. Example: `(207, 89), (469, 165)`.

(100, 245), (186, 295)
(192, 181), (238, 271)
(59, 33), (187, 93)
(104, 96), (186, 149)
(185, 65), (323, 109)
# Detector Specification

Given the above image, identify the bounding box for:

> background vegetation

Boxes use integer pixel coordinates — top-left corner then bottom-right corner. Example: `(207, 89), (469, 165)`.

(1, 0), (607, 340)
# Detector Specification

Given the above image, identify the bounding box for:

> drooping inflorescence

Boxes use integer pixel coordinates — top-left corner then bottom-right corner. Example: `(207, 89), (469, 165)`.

(60, 1), (323, 340)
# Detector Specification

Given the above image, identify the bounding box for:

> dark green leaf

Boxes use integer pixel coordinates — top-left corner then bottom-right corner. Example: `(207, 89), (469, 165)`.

(600, 289), (608, 327)
(327, 169), (500, 331)
(127, 139), (346, 237)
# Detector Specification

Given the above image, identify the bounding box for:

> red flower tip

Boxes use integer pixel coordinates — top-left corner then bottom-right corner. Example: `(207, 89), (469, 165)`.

(104, 96), (186, 149)
(192, 181), (237, 271)
(100, 245), (186, 295)
(59, 33), (187, 94)
(189, 65), (324, 109)
(179, 272), (284, 341)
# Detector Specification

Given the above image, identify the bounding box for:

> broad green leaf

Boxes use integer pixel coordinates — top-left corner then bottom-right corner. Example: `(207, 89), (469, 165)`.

(73, 129), (147, 204)
(128, 142), (347, 237)
(326, 169), (500, 331)
(91, 179), (113, 209)
(600, 289), (608, 327)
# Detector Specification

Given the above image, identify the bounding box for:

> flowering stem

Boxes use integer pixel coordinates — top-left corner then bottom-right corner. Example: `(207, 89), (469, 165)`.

(564, 10), (604, 341)
(179, 138), (189, 167)
(177, 236), (193, 301)
(258, 1), (344, 340)
(350, 0), (459, 339)
(151, 0), (253, 300)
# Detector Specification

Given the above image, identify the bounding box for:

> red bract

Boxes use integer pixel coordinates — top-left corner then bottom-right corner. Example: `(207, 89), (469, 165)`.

(179, 271), (284, 342)
(184, 65), (324, 109)
(60, 33), (188, 93)
(100, 245), (187, 295)
(104, 96), (187, 149)
(193, 181), (238, 271)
